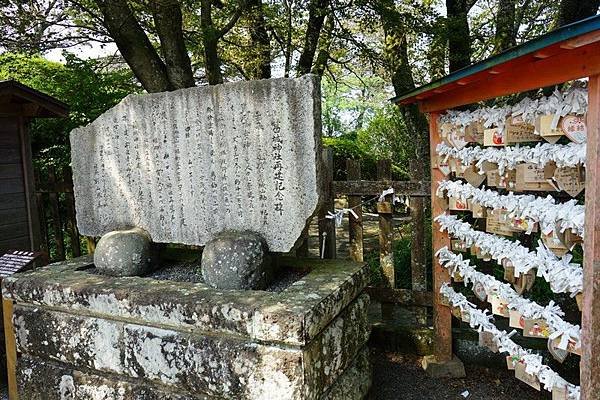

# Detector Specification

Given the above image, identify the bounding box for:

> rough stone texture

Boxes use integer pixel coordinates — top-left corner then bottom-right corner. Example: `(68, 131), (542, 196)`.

(70, 75), (323, 252)
(94, 227), (153, 276)
(3, 257), (368, 346)
(421, 355), (466, 378)
(16, 347), (370, 400)
(201, 231), (271, 290)
(321, 347), (371, 400)
(5, 257), (371, 399)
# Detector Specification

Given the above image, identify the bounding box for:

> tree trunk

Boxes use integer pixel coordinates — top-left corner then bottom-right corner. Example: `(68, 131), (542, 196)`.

(427, 20), (447, 80)
(296, 0), (330, 76)
(247, 0), (271, 79)
(446, 0), (474, 72)
(95, 0), (172, 92)
(150, 0), (195, 89)
(311, 15), (333, 77)
(494, 0), (516, 53)
(374, 0), (429, 308)
(200, 0), (223, 85)
(556, 0), (600, 26)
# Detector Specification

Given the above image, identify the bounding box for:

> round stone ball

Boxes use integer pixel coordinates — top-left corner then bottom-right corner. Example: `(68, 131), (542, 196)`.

(201, 230), (272, 290)
(94, 227), (153, 277)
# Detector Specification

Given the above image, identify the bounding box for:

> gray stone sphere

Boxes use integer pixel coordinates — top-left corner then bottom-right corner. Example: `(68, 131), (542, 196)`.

(94, 227), (153, 277)
(201, 231), (272, 290)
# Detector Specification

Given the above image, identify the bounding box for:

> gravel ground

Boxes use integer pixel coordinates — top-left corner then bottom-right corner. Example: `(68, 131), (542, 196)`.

(146, 261), (308, 292)
(369, 349), (548, 400)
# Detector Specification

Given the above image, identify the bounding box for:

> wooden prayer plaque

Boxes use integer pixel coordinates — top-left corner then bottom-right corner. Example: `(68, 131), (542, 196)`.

(561, 114), (586, 143)
(483, 127), (505, 146)
(553, 166), (585, 197)
(436, 155), (451, 176)
(469, 201), (487, 218)
(449, 196), (469, 211)
(506, 356), (518, 370)
(505, 117), (540, 143)
(535, 114), (564, 143)
(463, 164), (486, 187)
(486, 214), (514, 237)
(478, 330), (499, 352)
(542, 231), (569, 257)
(515, 163), (556, 191)
(473, 281), (487, 302)
(515, 362), (541, 391)
(489, 294), (510, 317)
(552, 386), (569, 400)
(522, 318), (551, 338)
(509, 309), (524, 329)
(451, 239), (468, 252)
(548, 338), (569, 363)
(465, 121), (484, 144)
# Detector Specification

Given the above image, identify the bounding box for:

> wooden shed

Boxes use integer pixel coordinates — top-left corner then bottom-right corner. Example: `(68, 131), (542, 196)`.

(0, 80), (68, 254)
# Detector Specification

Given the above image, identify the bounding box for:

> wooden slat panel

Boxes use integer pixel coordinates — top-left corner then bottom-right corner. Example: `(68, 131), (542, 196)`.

(0, 147), (20, 164)
(0, 164), (22, 179)
(0, 223), (28, 241)
(0, 193), (26, 211)
(0, 236), (29, 253)
(0, 208), (27, 226)
(333, 180), (431, 197)
(0, 131), (19, 146)
(0, 178), (24, 194)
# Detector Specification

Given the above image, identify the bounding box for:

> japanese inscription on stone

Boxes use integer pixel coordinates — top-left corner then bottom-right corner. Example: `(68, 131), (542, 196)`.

(70, 75), (322, 252)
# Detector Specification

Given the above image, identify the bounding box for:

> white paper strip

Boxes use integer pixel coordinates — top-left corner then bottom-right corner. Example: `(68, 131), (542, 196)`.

(436, 247), (581, 347)
(440, 284), (580, 399)
(437, 180), (585, 238)
(435, 213), (583, 296)
(436, 142), (586, 175)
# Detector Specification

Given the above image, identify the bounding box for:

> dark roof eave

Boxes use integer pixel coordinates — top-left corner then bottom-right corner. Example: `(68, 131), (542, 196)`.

(0, 80), (69, 117)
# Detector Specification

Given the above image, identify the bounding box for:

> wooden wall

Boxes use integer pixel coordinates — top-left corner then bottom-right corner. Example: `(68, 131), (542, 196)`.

(0, 117), (30, 253)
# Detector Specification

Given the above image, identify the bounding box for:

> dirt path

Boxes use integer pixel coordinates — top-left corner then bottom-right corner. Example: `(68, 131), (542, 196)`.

(369, 349), (547, 400)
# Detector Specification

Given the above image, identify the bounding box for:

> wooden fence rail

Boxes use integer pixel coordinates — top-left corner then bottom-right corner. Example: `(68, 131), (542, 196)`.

(318, 148), (433, 313)
(35, 166), (82, 262)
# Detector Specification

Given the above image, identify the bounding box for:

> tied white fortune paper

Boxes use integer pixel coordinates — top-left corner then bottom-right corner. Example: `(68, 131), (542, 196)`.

(378, 187), (402, 204)
(436, 247), (581, 349)
(436, 142), (586, 176)
(440, 284), (580, 399)
(435, 213), (583, 296)
(437, 180), (585, 238)
(326, 208), (359, 228)
(439, 86), (587, 131)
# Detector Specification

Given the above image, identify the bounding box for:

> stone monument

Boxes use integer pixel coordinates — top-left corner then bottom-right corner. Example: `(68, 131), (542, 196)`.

(3, 76), (371, 399)
(70, 75), (322, 286)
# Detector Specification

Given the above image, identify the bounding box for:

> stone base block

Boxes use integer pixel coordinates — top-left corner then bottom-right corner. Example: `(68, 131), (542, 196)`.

(421, 355), (466, 378)
(17, 346), (372, 400)
(4, 256), (371, 400)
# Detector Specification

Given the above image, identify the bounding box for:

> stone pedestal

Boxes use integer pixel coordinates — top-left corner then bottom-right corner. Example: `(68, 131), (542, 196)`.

(2, 257), (371, 400)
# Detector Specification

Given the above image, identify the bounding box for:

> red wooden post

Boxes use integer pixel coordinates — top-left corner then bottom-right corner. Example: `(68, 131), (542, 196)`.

(582, 73), (600, 400)
(429, 112), (453, 362)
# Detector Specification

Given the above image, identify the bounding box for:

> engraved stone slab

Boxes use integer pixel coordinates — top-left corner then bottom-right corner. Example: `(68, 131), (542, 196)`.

(70, 75), (322, 252)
